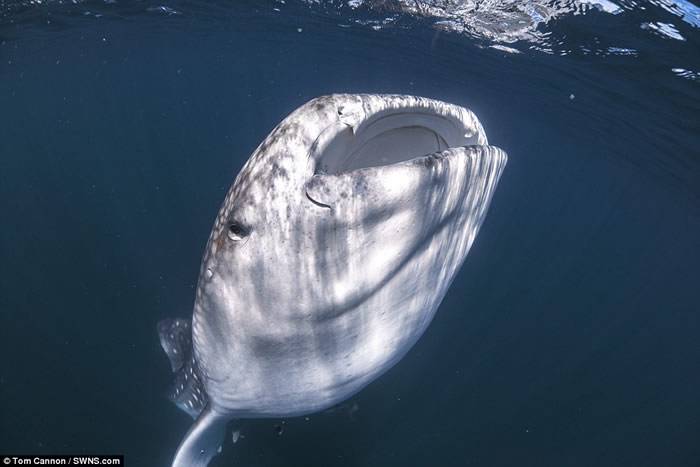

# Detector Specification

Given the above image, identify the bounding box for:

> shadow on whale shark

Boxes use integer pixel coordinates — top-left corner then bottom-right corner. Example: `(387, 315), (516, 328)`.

(158, 94), (507, 466)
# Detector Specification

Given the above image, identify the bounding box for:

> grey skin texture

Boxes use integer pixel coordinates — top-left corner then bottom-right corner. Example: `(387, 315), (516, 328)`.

(158, 94), (507, 466)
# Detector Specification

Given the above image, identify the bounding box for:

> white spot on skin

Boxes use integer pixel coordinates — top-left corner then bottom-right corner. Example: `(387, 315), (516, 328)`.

(231, 430), (240, 444)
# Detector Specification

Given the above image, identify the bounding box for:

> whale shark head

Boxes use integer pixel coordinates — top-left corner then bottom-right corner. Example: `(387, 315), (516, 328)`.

(159, 94), (507, 467)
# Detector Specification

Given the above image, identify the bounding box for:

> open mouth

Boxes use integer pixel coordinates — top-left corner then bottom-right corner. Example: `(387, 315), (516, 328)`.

(309, 95), (487, 175)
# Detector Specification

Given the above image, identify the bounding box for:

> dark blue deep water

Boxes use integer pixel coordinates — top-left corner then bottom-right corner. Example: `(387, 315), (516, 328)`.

(1, 1), (699, 466)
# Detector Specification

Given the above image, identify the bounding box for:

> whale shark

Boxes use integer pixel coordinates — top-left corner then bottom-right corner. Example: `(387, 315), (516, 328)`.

(158, 94), (507, 466)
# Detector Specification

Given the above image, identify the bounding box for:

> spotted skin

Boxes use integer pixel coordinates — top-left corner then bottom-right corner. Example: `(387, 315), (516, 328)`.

(158, 318), (208, 418)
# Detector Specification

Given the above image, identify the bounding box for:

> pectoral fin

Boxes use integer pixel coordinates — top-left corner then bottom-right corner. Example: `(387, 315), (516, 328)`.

(157, 318), (191, 373)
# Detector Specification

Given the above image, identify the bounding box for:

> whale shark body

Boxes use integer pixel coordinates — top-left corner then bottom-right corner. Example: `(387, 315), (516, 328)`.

(158, 94), (507, 466)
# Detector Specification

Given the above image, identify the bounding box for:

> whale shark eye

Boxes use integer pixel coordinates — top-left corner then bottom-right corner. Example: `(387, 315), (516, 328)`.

(227, 221), (248, 241)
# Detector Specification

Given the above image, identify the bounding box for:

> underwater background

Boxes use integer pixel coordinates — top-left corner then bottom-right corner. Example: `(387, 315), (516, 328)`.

(1, 0), (699, 466)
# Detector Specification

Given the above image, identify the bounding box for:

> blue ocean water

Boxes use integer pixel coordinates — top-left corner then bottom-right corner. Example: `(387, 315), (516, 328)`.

(0, 1), (698, 466)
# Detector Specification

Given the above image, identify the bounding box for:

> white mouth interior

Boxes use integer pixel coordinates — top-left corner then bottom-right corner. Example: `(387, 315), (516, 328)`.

(316, 111), (478, 175)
